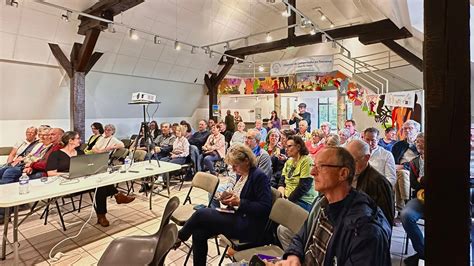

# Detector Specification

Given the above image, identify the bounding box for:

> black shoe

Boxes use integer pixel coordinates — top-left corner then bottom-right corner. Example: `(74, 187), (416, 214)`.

(403, 253), (420, 266)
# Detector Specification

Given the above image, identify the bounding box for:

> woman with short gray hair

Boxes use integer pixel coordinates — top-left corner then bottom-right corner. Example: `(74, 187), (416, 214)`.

(91, 124), (124, 153)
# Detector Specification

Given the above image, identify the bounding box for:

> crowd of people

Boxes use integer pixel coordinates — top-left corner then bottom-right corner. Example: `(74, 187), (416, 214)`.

(0, 106), (426, 265)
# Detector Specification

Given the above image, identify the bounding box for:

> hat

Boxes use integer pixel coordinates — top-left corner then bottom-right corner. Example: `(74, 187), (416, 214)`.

(298, 103), (307, 108)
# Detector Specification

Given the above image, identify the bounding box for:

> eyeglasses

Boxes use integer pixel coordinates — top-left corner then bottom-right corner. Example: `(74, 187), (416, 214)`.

(245, 136), (255, 140)
(313, 163), (344, 171)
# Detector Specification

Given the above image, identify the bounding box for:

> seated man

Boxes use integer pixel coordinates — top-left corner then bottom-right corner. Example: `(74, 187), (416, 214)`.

(2, 126), (39, 169)
(344, 119), (361, 142)
(346, 140), (395, 226)
(401, 132), (425, 266)
(188, 120), (211, 172)
(151, 122), (176, 160)
(254, 119), (267, 145)
(219, 121), (233, 146)
(363, 127), (397, 187)
(274, 147), (391, 265)
(392, 120), (420, 212)
(296, 120), (311, 142)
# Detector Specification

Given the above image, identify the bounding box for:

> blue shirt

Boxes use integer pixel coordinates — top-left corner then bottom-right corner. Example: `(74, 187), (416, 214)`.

(378, 139), (397, 152)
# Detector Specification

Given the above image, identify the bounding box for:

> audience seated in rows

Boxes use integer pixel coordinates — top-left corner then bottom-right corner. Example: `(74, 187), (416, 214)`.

(201, 124), (225, 176)
(230, 122), (246, 146)
(363, 127), (397, 187)
(273, 147), (391, 265)
(174, 144), (272, 265)
(392, 120), (420, 212)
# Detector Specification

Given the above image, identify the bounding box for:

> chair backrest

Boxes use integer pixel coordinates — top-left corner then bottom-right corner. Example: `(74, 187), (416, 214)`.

(78, 143), (87, 151)
(270, 187), (281, 205)
(0, 147), (12, 156)
(133, 150), (147, 162)
(121, 139), (132, 149)
(191, 172), (219, 194)
(155, 196), (180, 236)
(270, 198), (309, 234)
(111, 148), (128, 160)
(151, 223), (178, 266)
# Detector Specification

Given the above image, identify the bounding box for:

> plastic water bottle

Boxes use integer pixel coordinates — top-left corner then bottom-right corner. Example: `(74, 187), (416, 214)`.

(124, 155), (132, 172)
(19, 174), (30, 195)
(40, 175), (48, 183)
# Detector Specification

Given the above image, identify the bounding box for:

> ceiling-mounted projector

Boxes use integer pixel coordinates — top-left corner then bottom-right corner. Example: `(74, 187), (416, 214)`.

(131, 92), (156, 103)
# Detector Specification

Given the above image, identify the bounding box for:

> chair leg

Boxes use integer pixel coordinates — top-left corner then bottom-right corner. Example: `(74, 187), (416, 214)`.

(70, 196), (76, 211)
(184, 244), (193, 265)
(30, 201), (38, 213)
(215, 236), (220, 255)
(404, 233), (410, 254)
(55, 201), (67, 231)
(78, 193), (83, 213)
(218, 246), (229, 266)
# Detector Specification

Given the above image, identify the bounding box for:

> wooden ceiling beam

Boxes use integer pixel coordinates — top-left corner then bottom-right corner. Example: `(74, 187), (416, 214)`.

(287, 0), (296, 40)
(75, 28), (101, 72)
(382, 39), (423, 71)
(84, 52), (104, 75)
(48, 43), (73, 78)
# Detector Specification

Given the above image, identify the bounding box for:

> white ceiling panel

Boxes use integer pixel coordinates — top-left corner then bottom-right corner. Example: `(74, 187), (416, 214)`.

(152, 61), (173, 79)
(0, 32), (16, 59)
(54, 20), (84, 45)
(181, 67), (203, 83)
(133, 58), (156, 77)
(158, 45), (179, 64)
(0, 5), (22, 34)
(18, 8), (59, 41)
(113, 54), (138, 75)
(14, 36), (50, 63)
(118, 37), (146, 58)
(168, 65), (187, 81)
(95, 32), (125, 54)
(140, 40), (164, 61)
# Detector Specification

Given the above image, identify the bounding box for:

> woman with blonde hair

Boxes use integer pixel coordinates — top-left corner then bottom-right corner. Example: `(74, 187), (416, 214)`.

(174, 143), (271, 265)
(305, 129), (325, 161)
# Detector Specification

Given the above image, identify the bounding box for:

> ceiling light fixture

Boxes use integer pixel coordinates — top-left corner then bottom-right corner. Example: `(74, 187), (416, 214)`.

(258, 65), (265, 72)
(281, 5), (291, 17)
(129, 28), (139, 40)
(330, 23), (335, 28)
(108, 23), (116, 33)
(309, 27), (316, 35)
(320, 14), (326, 21)
(321, 34), (328, 43)
(265, 32), (272, 42)
(332, 41), (337, 49)
(234, 97), (238, 103)
(191, 46), (197, 54)
(6, 0), (18, 7)
(222, 55), (227, 62)
(154, 35), (161, 44)
(224, 42), (230, 50)
(61, 10), (71, 22)
(174, 40), (181, 51)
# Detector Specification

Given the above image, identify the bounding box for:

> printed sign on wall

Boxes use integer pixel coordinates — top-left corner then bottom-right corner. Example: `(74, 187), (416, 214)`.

(270, 55), (334, 76)
(384, 91), (416, 108)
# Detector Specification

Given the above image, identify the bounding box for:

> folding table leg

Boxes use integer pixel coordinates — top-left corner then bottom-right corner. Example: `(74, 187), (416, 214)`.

(12, 206), (19, 264)
(1, 208), (10, 260)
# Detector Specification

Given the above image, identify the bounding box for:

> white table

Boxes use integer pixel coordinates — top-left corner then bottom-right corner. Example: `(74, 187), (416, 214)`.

(0, 161), (181, 265)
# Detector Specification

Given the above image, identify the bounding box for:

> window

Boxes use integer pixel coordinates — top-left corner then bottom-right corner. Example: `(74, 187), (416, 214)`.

(318, 97), (337, 129)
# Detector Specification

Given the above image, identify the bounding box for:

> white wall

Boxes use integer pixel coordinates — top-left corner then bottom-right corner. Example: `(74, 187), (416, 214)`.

(0, 60), (207, 146)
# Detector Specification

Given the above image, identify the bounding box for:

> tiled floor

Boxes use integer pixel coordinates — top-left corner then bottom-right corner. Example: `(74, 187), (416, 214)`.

(0, 179), (458, 265)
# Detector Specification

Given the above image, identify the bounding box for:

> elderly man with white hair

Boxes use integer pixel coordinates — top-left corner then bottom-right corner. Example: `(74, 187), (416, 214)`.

(363, 127), (397, 187)
(296, 120), (312, 142)
(346, 139), (395, 226)
(320, 121), (331, 137)
(254, 119), (267, 144)
(391, 120), (421, 212)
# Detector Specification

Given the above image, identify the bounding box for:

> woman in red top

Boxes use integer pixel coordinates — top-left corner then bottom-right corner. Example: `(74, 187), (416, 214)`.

(305, 129), (325, 162)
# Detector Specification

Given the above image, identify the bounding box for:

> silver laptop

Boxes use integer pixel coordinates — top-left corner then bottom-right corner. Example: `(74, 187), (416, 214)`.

(64, 153), (109, 179)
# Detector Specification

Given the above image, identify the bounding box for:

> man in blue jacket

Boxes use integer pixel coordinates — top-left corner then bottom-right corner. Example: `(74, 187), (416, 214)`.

(275, 147), (392, 266)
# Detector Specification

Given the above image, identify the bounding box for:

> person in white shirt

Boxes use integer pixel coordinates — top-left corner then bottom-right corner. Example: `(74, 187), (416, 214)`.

(91, 124), (124, 153)
(363, 127), (396, 187)
(160, 125), (189, 165)
(344, 119), (361, 142)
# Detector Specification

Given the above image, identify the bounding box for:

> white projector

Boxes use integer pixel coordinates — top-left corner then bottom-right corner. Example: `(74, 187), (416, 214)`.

(131, 92), (156, 103)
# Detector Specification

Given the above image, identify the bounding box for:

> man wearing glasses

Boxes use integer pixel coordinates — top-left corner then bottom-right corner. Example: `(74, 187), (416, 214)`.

(274, 147), (391, 266)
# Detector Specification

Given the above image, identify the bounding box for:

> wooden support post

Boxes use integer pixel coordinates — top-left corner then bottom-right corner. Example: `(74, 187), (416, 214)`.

(70, 72), (86, 139)
(424, 0), (470, 264)
(205, 62), (234, 120)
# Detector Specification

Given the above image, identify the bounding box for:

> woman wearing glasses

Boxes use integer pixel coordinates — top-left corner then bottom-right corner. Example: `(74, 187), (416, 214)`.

(84, 122), (103, 154)
(277, 135), (317, 212)
(174, 144), (272, 265)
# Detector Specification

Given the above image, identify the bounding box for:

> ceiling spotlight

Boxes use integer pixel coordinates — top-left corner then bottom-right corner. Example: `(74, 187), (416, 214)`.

(108, 23), (116, 33)
(248, 63), (253, 68)
(191, 46), (197, 54)
(6, 0), (18, 7)
(258, 65), (265, 72)
(129, 28), (139, 40)
(309, 27), (316, 35)
(224, 42), (230, 50)
(320, 14), (326, 21)
(256, 96), (260, 101)
(332, 41), (337, 49)
(234, 98), (238, 103)
(61, 10), (71, 22)
(265, 32), (272, 42)
(222, 55), (227, 62)
(154, 35), (161, 44)
(174, 40), (181, 51)
(209, 51), (215, 58)
(281, 5), (291, 17)
(330, 23), (335, 28)
(339, 46), (344, 54)
(300, 17), (308, 28)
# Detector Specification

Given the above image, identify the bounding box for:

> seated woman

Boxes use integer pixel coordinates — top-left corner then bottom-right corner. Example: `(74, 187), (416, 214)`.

(278, 135), (317, 212)
(91, 124), (124, 154)
(201, 124), (225, 175)
(84, 122), (103, 154)
(230, 122), (246, 146)
(325, 133), (340, 147)
(270, 129), (294, 188)
(305, 129), (325, 161)
(175, 143), (272, 265)
(401, 132), (425, 265)
(180, 120), (194, 139)
(264, 128), (281, 157)
(160, 125), (189, 165)
(46, 131), (135, 227)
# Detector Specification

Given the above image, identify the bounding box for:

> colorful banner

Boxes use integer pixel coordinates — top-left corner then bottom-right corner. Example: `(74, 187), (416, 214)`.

(270, 55), (334, 76)
(384, 91), (416, 108)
